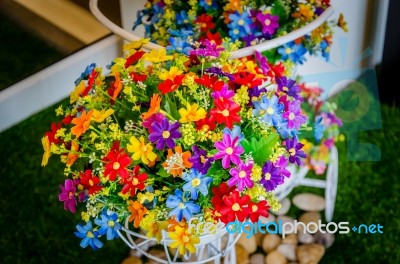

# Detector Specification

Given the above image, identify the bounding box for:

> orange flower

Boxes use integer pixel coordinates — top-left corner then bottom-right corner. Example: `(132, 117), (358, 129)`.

(163, 146), (192, 177)
(112, 71), (123, 101)
(167, 217), (188, 232)
(66, 141), (79, 167)
(71, 110), (93, 138)
(128, 201), (147, 228)
(142, 94), (161, 120)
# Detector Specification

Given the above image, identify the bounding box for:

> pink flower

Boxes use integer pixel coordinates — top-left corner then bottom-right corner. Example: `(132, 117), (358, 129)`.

(214, 134), (244, 169)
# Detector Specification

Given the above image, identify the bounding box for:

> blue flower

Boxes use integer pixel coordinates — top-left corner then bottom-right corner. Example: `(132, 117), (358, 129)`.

(176, 10), (190, 25)
(228, 12), (253, 41)
(150, 4), (164, 24)
(167, 29), (193, 38)
(74, 63), (96, 85)
(166, 190), (200, 221)
(166, 37), (193, 56)
(313, 116), (326, 142)
(273, 116), (297, 139)
(252, 95), (284, 125)
(199, 0), (218, 11)
(277, 42), (307, 64)
(320, 40), (330, 61)
(223, 125), (244, 142)
(182, 169), (212, 200)
(94, 211), (121, 240)
(74, 221), (103, 250)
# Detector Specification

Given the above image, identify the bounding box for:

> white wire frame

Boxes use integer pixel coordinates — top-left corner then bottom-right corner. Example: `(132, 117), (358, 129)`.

(117, 218), (241, 264)
(89, 0), (335, 58)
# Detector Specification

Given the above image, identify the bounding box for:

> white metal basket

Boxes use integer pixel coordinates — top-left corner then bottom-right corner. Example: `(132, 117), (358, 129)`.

(89, 0), (334, 58)
(89, 1), (338, 262)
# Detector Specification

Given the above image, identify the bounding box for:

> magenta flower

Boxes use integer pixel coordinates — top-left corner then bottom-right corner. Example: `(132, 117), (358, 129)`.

(228, 162), (254, 191)
(274, 156), (291, 178)
(214, 134), (244, 169)
(256, 13), (279, 36)
(190, 39), (224, 57)
(59, 179), (77, 213)
(143, 112), (165, 133)
(211, 85), (234, 101)
(282, 100), (307, 129)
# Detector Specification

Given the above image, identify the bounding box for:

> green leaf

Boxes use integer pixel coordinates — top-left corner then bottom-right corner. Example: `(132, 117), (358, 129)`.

(157, 167), (170, 177)
(164, 97), (180, 120)
(242, 133), (279, 165)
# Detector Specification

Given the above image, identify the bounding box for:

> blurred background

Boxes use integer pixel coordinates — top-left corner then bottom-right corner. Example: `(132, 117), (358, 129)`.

(0, 0), (399, 263)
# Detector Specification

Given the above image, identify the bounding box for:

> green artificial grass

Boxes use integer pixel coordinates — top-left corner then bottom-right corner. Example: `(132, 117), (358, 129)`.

(0, 13), (64, 91)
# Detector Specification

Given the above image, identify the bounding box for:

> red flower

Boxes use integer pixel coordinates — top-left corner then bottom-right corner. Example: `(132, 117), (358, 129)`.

(103, 141), (132, 181)
(195, 74), (225, 91)
(45, 122), (62, 144)
(125, 50), (145, 68)
(269, 62), (285, 79)
(233, 72), (262, 89)
(121, 165), (148, 197)
(195, 14), (215, 33)
(211, 182), (235, 211)
(82, 69), (98, 97)
(62, 115), (74, 125)
(130, 72), (147, 82)
(79, 169), (102, 195)
(195, 114), (216, 131)
(247, 200), (270, 223)
(200, 31), (222, 45)
(158, 75), (185, 94)
(210, 99), (241, 129)
(219, 190), (250, 224)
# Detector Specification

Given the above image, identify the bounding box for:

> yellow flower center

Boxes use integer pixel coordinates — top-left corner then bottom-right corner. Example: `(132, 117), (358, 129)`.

(225, 147), (234, 155)
(68, 191), (74, 199)
(232, 203), (241, 211)
(184, 19), (189, 24)
(87, 231), (94, 238)
(182, 235), (190, 243)
(202, 23), (207, 28)
(179, 202), (186, 209)
(108, 220), (115, 227)
(192, 178), (201, 187)
(162, 131), (170, 139)
(200, 155), (207, 164)
(132, 178), (139, 185)
(289, 148), (296, 156)
(221, 109), (230, 117)
(252, 205), (258, 212)
(238, 19), (244, 26)
(264, 172), (271, 180)
(239, 171), (247, 178)
(142, 146), (148, 152)
(289, 113), (295, 120)
(89, 179), (94, 186)
(285, 48), (292, 54)
(113, 162), (120, 170)
(265, 19), (271, 26)
(283, 86), (289, 92)
(267, 107), (274, 115)
(233, 29), (239, 35)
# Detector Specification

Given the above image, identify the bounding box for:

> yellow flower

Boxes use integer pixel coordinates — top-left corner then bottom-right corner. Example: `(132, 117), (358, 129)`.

(178, 103), (206, 123)
(147, 221), (169, 243)
(143, 48), (173, 63)
(337, 13), (348, 32)
(127, 136), (157, 165)
(41, 136), (51, 166)
(169, 226), (199, 255)
(70, 81), (85, 103)
(123, 38), (150, 53)
(159, 66), (183, 81)
(92, 109), (114, 123)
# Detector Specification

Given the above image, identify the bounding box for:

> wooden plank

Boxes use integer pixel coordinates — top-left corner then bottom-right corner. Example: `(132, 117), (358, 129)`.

(15, 0), (110, 44)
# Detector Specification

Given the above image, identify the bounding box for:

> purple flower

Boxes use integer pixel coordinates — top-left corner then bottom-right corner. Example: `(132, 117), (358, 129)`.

(274, 156), (291, 178)
(228, 162), (254, 191)
(188, 145), (213, 174)
(285, 138), (307, 166)
(59, 179), (77, 213)
(143, 112), (165, 133)
(276, 76), (300, 99)
(321, 112), (343, 127)
(214, 134), (244, 169)
(243, 34), (257, 47)
(190, 40), (224, 57)
(256, 13), (279, 36)
(260, 161), (283, 191)
(282, 100), (307, 130)
(149, 118), (181, 150)
(211, 85), (234, 100)
(255, 51), (270, 75)
(204, 67), (235, 80)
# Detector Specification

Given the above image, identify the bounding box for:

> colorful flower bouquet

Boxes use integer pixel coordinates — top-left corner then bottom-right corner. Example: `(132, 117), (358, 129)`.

(41, 38), (309, 254)
(134, 0), (347, 69)
(298, 82), (342, 175)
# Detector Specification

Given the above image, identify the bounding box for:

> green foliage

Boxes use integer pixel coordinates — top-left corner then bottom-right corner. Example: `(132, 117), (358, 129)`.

(241, 133), (279, 166)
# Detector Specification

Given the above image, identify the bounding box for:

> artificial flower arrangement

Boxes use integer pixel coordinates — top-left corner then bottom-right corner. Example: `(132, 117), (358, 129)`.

(297, 82), (342, 175)
(134, 0), (348, 69)
(41, 37), (309, 254)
